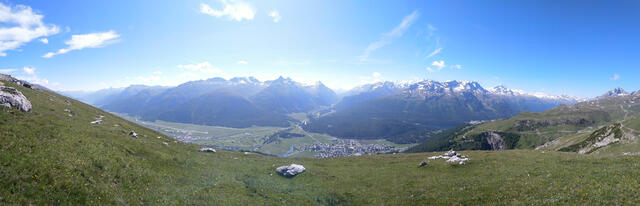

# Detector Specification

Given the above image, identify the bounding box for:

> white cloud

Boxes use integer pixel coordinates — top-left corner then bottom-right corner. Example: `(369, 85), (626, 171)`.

(268, 10), (281, 23)
(359, 10), (419, 62)
(177, 61), (223, 74)
(611, 74), (620, 80)
(200, 1), (255, 21)
(426, 61), (463, 72)
(23, 66), (35, 75)
(15, 66), (59, 89)
(39, 38), (48, 44)
(0, 3), (60, 56)
(237, 60), (248, 65)
(426, 48), (442, 58)
(43, 30), (120, 58)
(372, 72), (381, 78)
(426, 60), (446, 72)
(432, 60), (445, 69)
(0, 68), (16, 73)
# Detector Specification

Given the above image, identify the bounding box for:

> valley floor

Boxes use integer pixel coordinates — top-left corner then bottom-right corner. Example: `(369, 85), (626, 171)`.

(114, 113), (413, 158)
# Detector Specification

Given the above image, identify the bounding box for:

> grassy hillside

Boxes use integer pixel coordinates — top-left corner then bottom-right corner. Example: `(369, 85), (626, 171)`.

(409, 94), (640, 155)
(2, 79), (640, 205)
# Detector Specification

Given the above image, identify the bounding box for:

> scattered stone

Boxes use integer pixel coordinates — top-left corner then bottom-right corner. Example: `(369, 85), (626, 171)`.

(198, 147), (216, 153)
(276, 164), (306, 177)
(129, 131), (138, 138)
(444, 150), (457, 157)
(64, 100), (71, 105)
(428, 150), (471, 165)
(418, 161), (428, 168)
(244, 152), (250, 155)
(91, 115), (105, 124)
(447, 156), (471, 165)
(21, 82), (32, 89)
(0, 86), (32, 112)
(163, 142), (169, 146)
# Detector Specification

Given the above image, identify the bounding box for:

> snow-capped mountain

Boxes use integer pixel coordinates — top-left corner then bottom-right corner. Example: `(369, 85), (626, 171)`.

(598, 87), (629, 99)
(344, 80), (580, 104)
(305, 80), (581, 143)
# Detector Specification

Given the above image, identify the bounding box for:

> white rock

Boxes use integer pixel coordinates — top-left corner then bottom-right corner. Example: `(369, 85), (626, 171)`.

(276, 164), (306, 177)
(447, 156), (471, 165)
(428, 156), (444, 160)
(444, 150), (457, 157)
(198, 147), (216, 153)
(0, 86), (31, 112)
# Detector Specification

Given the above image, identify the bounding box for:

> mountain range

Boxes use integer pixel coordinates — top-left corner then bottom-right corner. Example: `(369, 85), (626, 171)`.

(65, 76), (338, 128)
(304, 80), (579, 143)
(64, 77), (580, 143)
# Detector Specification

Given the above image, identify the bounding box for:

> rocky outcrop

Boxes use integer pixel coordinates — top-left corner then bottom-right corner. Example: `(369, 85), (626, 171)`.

(0, 86), (32, 112)
(483, 132), (505, 150)
(560, 123), (623, 154)
(276, 164), (306, 177)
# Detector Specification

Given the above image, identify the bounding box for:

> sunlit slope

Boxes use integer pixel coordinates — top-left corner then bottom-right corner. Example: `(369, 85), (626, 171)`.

(1, 80), (640, 205)
(409, 93), (640, 155)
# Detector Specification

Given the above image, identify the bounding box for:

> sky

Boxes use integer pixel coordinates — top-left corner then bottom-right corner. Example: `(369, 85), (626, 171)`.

(1, 0), (639, 98)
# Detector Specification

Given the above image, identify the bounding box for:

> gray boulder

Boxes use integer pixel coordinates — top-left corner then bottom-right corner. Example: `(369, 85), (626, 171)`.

(276, 164), (306, 177)
(129, 131), (138, 138)
(0, 86), (32, 112)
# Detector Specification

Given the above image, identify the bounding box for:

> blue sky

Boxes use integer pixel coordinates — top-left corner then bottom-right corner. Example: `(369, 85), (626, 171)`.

(1, 0), (639, 98)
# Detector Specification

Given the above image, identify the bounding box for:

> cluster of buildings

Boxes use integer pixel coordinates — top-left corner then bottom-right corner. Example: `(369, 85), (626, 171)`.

(298, 139), (398, 158)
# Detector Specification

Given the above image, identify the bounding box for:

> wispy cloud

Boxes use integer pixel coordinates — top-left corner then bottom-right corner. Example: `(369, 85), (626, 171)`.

(0, 2), (60, 56)
(268, 10), (281, 23)
(39, 38), (49, 44)
(426, 48), (442, 58)
(0, 68), (16, 73)
(610, 74), (620, 80)
(43, 30), (120, 58)
(177, 61), (222, 74)
(236, 60), (248, 65)
(359, 10), (419, 62)
(200, 1), (255, 21)
(23, 66), (35, 75)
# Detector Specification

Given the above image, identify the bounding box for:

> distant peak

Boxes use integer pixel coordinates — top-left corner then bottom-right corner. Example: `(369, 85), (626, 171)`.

(599, 87), (629, 99)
